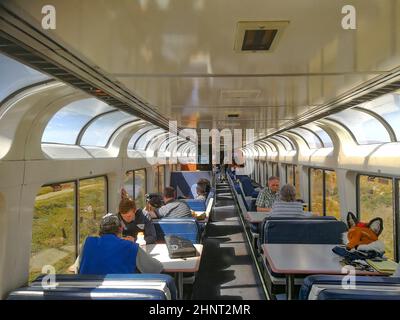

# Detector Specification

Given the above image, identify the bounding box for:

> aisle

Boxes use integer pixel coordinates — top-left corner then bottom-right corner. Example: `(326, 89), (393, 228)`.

(191, 182), (265, 300)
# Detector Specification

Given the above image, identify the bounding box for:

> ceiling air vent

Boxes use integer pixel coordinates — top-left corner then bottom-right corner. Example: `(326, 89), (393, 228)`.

(227, 114), (239, 118)
(234, 21), (289, 52)
(220, 89), (261, 100)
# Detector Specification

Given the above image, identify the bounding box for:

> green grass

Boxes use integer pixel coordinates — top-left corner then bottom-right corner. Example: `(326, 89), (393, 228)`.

(30, 179), (106, 282)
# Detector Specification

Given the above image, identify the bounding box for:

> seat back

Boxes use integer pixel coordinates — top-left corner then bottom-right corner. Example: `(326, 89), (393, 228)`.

(183, 199), (206, 211)
(316, 288), (400, 300)
(299, 274), (400, 300)
(170, 171), (212, 199)
(8, 274), (177, 300)
(262, 219), (346, 244)
(237, 175), (256, 197)
(153, 218), (200, 244)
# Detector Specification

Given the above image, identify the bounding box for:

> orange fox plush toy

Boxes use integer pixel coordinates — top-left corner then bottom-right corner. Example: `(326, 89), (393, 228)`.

(345, 212), (385, 253)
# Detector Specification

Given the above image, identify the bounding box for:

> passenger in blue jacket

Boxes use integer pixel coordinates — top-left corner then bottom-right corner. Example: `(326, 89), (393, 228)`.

(78, 213), (163, 275)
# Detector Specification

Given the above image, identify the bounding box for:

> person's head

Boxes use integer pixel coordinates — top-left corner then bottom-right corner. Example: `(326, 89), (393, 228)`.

(197, 178), (211, 193)
(280, 184), (297, 202)
(145, 193), (163, 210)
(100, 213), (122, 236)
(119, 197), (136, 223)
(163, 186), (176, 202)
(196, 183), (206, 196)
(268, 176), (280, 192)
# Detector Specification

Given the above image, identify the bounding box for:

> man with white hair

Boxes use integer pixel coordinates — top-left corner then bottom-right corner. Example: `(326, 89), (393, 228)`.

(269, 184), (313, 217)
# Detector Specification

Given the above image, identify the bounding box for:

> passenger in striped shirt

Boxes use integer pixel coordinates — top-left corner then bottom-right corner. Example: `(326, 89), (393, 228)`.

(270, 184), (313, 217)
(155, 186), (192, 219)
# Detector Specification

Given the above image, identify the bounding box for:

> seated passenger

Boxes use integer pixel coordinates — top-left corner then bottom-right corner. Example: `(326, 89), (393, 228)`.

(143, 193), (164, 219)
(79, 213), (163, 274)
(256, 176), (280, 212)
(118, 197), (157, 244)
(197, 178), (211, 195)
(269, 184), (313, 217)
(155, 186), (192, 219)
(195, 183), (207, 200)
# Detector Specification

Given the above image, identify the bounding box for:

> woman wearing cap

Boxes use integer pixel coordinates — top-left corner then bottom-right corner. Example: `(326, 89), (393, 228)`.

(78, 213), (163, 275)
(118, 197), (157, 244)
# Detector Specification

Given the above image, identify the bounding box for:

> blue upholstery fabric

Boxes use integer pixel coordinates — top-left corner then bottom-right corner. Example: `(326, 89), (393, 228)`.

(8, 287), (167, 300)
(237, 175), (257, 197)
(170, 171), (212, 199)
(8, 274), (177, 300)
(262, 220), (347, 244)
(299, 275), (400, 300)
(183, 199), (206, 211)
(259, 216), (337, 246)
(153, 218), (200, 244)
(317, 289), (400, 300)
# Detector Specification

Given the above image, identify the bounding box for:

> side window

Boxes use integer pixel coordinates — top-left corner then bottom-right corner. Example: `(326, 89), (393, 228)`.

(134, 169), (147, 208)
(123, 171), (134, 198)
(30, 182), (76, 282)
(359, 175), (394, 260)
(294, 165), (301, 199)
(159, 166), (165, 192)
(287, 165), (294, 185)
(325, 170), (340, 220)
(79, 177), (107, 249)
(310, 168), (323, 216)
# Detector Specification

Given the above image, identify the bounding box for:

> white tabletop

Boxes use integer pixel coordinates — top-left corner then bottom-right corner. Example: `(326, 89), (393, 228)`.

(262, 243), (383, 276)
(143, 244), (203, 273)
(245, 211), (268, 223)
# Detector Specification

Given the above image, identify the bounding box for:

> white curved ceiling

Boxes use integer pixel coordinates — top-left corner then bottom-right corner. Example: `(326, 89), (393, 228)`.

(5, 0), (400, 138)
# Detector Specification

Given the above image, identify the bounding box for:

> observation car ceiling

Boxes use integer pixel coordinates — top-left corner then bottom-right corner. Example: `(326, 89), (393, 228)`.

(2, 0), (400, 140)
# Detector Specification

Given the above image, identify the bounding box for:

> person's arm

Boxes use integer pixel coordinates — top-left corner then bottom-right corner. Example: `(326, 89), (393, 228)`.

(257, 207), (272, 212)
(136, 247), (164, 274)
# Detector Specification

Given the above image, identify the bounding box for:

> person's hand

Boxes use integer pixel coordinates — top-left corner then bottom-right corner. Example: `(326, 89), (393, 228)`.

(122, 236), (135, 243)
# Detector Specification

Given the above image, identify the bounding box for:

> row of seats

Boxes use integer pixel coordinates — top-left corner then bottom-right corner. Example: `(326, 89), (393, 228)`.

(8, 274), (177, 300)
(228, 171), (400, 300)
(8, 173), (216, 300)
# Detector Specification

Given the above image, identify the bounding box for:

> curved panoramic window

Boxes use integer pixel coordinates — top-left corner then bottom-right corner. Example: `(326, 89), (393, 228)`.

(289, 128), (322, 149)
(80, 111), (137, 147)
(260, 140), (277, 152)
(0, 53), (50, 104)
(359, 93), (400, 141)
(269, 136), (294, 151)
(327, 108), (391, 144)
(302, 123), (333, 148)
(135, 128), (166, 150)
(128, 125), (158, 149)
(42, 98), (114, 144)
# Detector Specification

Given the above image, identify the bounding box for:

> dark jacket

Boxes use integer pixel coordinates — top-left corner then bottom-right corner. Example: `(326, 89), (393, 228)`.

(119, 209), (157, 244)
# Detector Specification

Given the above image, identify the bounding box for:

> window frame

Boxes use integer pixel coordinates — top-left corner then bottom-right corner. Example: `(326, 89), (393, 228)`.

(31, 174), (109, 273)
(77, 175), (108, 254)
(133, 168), (148, 207)
(308, 167), (338, 217)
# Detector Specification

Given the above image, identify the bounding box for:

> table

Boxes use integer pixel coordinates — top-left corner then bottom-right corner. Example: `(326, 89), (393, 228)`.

(262, 243), (384, 300)
(142, 243), (203, 299)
